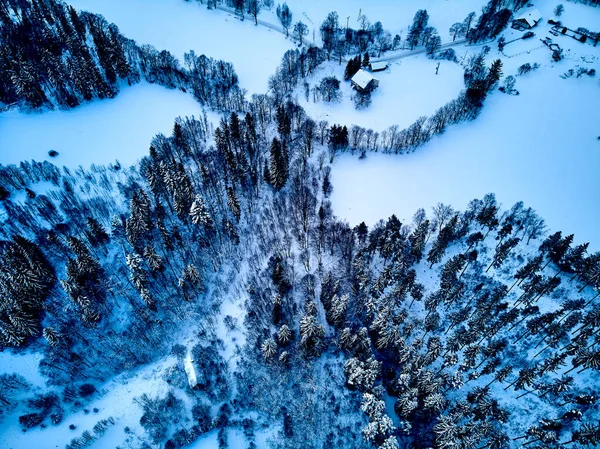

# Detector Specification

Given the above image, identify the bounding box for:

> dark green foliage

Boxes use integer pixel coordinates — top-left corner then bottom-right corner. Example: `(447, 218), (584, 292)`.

(344, 55), (362, 81)
(19, 412), (44, 429)
(78, 384), (96, 398)
(0, 236), (56, 347)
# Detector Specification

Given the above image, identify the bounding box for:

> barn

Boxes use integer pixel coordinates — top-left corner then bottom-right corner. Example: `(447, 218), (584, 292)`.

(351, 69), (379, 93)
(512, 9), (542, 30)
(370, 61), (389, 72)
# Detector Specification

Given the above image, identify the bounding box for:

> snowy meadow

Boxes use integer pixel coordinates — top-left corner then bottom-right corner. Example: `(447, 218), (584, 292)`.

(0, 83), (204, 168)
(296, 57), (465, 130)
(331, 61), (600, 249)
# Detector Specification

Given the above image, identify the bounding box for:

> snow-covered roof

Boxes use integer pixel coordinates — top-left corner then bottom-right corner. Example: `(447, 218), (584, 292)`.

(184, 352), (197, 388)
(351, 69), (378, 89)
(370, 62), (388, 71)
(515, 9), (542, 27)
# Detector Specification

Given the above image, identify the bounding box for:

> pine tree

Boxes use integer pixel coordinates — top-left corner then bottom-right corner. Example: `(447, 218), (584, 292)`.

(126, 189), (152, 246)
(409, 219), (430, 262)
(427, 215), (459, 268)
(227, 187), (241, 222)
(407, 10), (429, 49)
(486, 59), (503, 90)
(190, 194), (213, 230)
(261, 338), (277, 360)
(143, 246), (164, 273)
(268, 137), (288, 190)
(362, 52), (370, 68)
(86, 217), (110, 247)
(487, 237), (520, 272)
(276, 105), (291, 138)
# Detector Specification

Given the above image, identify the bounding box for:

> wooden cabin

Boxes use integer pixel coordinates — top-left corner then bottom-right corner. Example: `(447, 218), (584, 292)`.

(351, 69), (379, 93)
(512, 9), (542, 30)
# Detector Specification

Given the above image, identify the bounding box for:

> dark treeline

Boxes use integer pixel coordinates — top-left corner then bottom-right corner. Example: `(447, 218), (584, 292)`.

(0, 0), (243, 111)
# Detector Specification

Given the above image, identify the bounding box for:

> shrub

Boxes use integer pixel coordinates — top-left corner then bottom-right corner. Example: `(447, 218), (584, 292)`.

(436, 49), (458, 62)
(50, 407), (64, 425)
(78, 384), (97, 398)
(192, 403), (212, 432)
(353, 91), (372, 110)
(19, 413), (44, 429)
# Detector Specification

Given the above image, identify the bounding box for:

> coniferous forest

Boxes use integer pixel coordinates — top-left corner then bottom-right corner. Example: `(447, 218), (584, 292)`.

(1, 0), (599, 448)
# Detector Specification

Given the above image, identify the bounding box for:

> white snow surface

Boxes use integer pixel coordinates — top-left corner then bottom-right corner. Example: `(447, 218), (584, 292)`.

(331, 61), (600, 249)
(296, 57), (465, 130)
(0, 83), (203, 169)
(0, 350), (46, 389)
(0, 357), (174, 449)
(66, 0), (294, 95)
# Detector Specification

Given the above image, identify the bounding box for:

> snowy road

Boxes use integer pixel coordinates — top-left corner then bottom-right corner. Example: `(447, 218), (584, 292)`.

(215, 4), (315, 47)
(373, 39), (468, 63)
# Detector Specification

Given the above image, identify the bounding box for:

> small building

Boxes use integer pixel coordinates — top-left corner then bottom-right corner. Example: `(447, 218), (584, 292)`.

(184, 352), (199, 389)
(351, 69), (379, 93)
(369, 61), (388, 72)
(512, 9), (542, 30)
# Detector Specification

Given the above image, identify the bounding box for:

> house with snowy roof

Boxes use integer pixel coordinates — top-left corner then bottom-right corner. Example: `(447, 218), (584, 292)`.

(351, 69), (379, 93)
(512, 9), (543, 30)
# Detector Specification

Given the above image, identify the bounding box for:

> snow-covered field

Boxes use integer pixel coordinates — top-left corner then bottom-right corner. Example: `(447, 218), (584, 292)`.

(0, 83), (204, 168)
(0, 357), (173, 449)
(331, 61), (600, 248)
(264, 0), (488, 45)
(331, 1), (600, 248)
(296, 57), (465, 130)
(66, 0), (294, 95)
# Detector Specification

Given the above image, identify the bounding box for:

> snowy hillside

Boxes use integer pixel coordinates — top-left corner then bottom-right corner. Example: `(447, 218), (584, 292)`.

(0, 83), (206, 168)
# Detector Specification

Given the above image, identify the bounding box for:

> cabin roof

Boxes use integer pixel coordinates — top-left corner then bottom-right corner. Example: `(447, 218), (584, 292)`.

(351, 69), (378, 89)
(515, 9), (542, 27)
(370, 62), (388, 71)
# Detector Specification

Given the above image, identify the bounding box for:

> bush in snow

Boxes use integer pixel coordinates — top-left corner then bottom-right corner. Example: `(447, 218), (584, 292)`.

(353, 90), (372, 110)
(191, 403), (213, 433)
(436, 48), (458, 63)
(78, 384), (97, 398)
(555, 4), (564, 16)
(499, 75), (517, 94)
(517, 63), (540, 76)
(319, 76), (342, 102)
(19, 412), (44, 429)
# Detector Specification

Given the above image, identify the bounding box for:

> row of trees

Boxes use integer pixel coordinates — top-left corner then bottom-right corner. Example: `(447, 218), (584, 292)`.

(0, 0), (134, 108)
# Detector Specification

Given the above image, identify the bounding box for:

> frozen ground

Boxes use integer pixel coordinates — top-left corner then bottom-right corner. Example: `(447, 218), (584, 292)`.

(0, 83), (204, 169)
(0, 357), (173, 449)
(66, 0), (294, 95)
(0, 350), (46, 389)
(263, 0), (488, 46)
(330, 61), (600, 249)
(296, 57), (464, 131)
